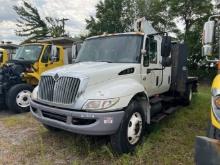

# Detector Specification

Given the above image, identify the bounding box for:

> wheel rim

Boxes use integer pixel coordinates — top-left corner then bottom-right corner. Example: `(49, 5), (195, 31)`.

(189, 89), (192, 101)
(16, 90), (31, 108)
(127, 112), (143, 145)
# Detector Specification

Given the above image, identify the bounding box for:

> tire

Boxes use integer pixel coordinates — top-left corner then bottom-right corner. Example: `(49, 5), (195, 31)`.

(43, 124), (61, 132)
(207, 119), (216, 138)
(6, 83), (34, 113)
(182, 84), (192, 106)
(110, 100), (145, 154)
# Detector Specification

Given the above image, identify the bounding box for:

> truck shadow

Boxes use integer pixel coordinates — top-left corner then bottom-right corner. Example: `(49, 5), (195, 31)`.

(37, 106), (184, 158)
(0, 109), (15, 118)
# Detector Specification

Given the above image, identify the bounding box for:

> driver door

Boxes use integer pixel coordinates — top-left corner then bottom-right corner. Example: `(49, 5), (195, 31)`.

(39, 45), (62, 75)
(141, 36), (162, 97)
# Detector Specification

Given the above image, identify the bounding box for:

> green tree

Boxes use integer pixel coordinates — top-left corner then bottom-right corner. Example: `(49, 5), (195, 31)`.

(46, 17), (64, 38)
(167, 0), (213, 41)
(86, 0), (137, 36)
(86, 0), (177, 36)
(167, 0), (213, 69)
(14, 1), (66, 39)
(137, 0), (177, 33)
(14, 1), (48, 39)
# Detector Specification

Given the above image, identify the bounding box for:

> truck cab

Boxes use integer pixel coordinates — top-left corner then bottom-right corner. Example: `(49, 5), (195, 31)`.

(30, 18), (197, 154)
(0, 48), (8, 67)
(0, 37), (81, 113)
(0, 42), (18, 66)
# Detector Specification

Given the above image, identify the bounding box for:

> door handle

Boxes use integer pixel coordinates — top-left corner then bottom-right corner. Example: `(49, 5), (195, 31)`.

(156, 76), (159, 86)
(147, 69), (151, 74)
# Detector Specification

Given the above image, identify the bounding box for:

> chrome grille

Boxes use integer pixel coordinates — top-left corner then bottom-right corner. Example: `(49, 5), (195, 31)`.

(38, 76), (80, 104)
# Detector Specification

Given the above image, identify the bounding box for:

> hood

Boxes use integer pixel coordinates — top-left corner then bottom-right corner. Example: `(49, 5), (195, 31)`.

(42, 62), (139, 86)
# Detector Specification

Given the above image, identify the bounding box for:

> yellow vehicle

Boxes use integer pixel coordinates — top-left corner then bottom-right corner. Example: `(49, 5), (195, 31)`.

(0, 42), (18, 66)
(0, 48), (8, 67)
(195, 15), (220, 164)
(0, 37), (82, 113)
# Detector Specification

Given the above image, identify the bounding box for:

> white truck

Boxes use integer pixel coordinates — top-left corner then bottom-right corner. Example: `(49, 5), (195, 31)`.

(30, 18), (198, 153)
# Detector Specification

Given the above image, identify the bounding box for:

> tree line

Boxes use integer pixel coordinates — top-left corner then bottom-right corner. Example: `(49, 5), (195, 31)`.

(14, 0), (213, 70)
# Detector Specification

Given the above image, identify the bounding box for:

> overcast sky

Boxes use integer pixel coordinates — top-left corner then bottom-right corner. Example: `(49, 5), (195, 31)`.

(0, 0), (100, 44)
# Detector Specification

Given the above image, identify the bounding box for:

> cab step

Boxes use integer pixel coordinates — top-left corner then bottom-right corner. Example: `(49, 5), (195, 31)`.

(151, 113), (167, 123)
(161, 96), (175, 103)
(164, 106), (179, 115)
(150, 97), (163, 104)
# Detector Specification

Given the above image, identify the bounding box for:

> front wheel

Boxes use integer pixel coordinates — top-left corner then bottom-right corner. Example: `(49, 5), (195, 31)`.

(6, 84), (33, 113)
(110, 100), (145, 154)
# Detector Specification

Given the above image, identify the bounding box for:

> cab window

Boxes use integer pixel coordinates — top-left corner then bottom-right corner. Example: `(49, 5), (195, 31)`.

(143, 38), (149, 66)
(148, 38), (157, 64)
(49, 47), (60, 62)
(41, 46), (51, 63)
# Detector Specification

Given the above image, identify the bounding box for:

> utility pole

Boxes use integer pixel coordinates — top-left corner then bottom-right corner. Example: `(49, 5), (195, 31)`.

(59, 18), (69, 36)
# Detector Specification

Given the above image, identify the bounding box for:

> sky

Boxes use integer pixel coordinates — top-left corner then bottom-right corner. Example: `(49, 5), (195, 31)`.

(0, 0), (100, 44)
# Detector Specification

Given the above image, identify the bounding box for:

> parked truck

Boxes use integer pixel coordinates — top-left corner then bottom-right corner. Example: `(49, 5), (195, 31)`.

(30, 18), (198, 153)
(0, 48), (8, 67)
(0, 37), (81, 113)
(0, 42), (18, 66)
(195, 15), (220, 164)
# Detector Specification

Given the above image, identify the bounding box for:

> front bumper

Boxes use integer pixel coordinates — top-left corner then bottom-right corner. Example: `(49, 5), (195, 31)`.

(195, 136), (220, 164)
(30, 100), (125, 135)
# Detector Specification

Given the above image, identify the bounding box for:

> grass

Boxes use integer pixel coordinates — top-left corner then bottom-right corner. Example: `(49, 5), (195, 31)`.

(0, 85), (211, 165)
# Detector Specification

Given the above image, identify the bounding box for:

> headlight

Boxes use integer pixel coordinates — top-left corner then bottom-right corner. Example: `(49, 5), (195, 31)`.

(31, 86), (39, 100)
(83, 98), (120, 110)
(215, 96), (220, 109)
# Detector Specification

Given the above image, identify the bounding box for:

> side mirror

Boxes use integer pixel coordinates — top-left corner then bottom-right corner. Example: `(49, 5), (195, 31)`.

(162, 57), (172, 67)
(202, 45), (213, 57)
(76, 43), (82, 55)
(0, 52), (3, 62)
(72, 45), (77, 59)
(161, 36), (171, 57)
(203, 21), (215, 45)
(50, 45), (57, 62)
(141, 49), (147, 56)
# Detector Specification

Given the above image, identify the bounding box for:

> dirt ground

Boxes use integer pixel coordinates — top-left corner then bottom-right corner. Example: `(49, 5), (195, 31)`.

(0, 86), (211, 164)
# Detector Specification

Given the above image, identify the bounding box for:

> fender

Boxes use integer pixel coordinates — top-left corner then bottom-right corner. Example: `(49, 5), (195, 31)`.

(80, 78), (151, 120)
(24, 72), (40, 85)
(211, 74), (220, 128)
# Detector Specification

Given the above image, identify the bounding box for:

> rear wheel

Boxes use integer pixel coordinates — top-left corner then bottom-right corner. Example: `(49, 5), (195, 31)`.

(6, 84), (33, 113)
(110, 100), (145, 154)
(182, 85), (192, 106)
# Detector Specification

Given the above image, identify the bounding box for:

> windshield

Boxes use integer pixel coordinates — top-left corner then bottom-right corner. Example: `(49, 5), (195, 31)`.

(14, 45), (43, 62)
(76, 35), (143, 63)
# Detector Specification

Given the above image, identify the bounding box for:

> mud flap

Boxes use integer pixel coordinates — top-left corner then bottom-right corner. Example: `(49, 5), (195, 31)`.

(195, 136), (220, 165)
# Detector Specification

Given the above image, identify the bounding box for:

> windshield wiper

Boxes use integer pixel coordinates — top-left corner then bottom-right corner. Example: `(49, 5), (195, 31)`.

(96, 60), (113, 63)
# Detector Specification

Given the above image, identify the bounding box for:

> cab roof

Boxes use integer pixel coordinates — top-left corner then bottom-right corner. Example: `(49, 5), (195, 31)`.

(87, 32), (144, 40)
(0, 48), (6, 52)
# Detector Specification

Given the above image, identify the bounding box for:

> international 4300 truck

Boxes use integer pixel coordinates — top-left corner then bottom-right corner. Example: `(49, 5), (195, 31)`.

(30, 18), (198, 153)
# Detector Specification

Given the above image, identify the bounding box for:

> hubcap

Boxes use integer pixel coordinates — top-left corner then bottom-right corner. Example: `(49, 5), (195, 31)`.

(127, 112), (143, 145)
(16, 90), (31, 108)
